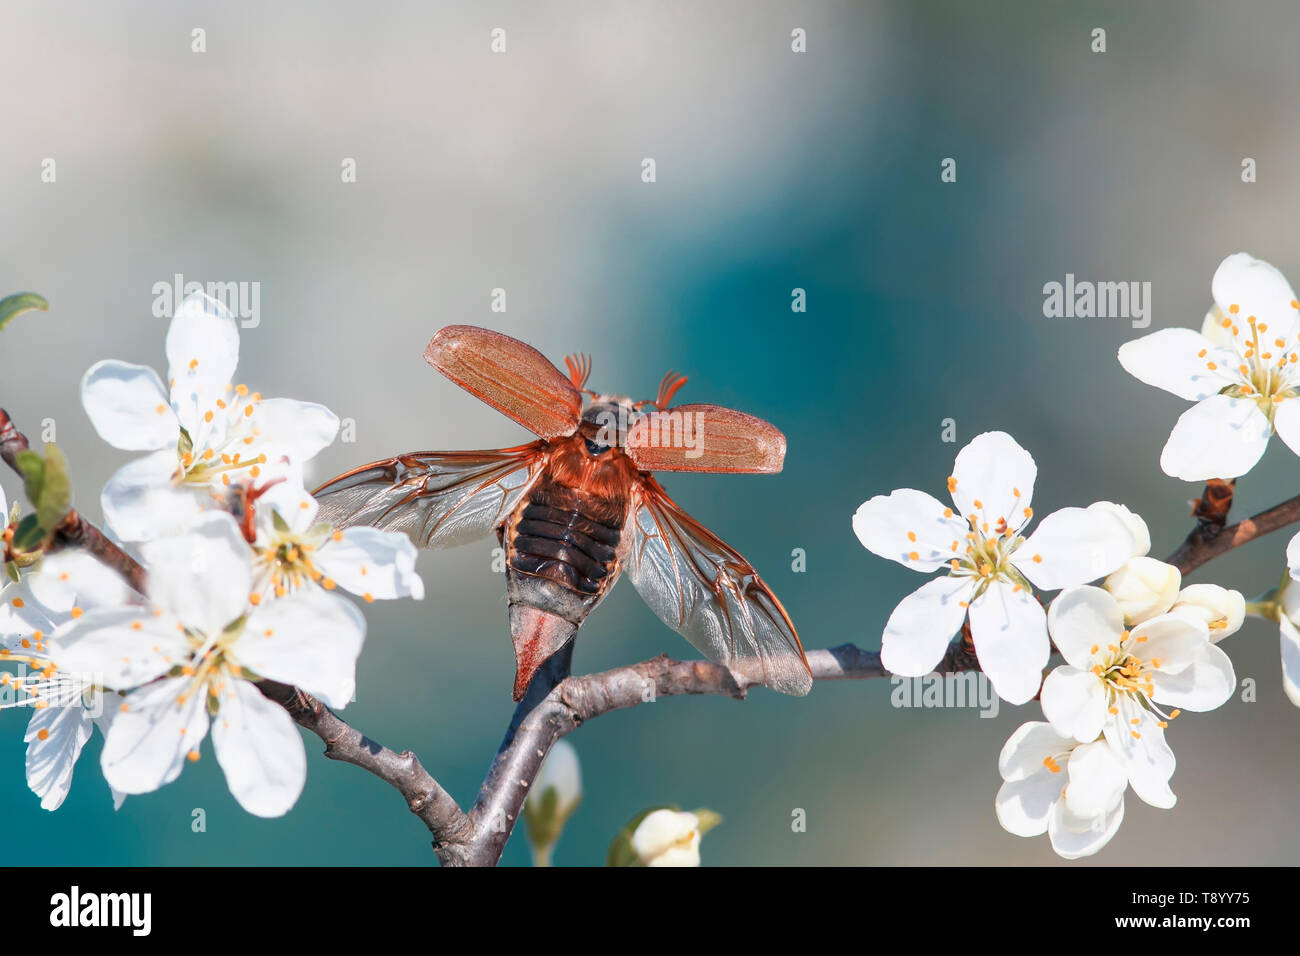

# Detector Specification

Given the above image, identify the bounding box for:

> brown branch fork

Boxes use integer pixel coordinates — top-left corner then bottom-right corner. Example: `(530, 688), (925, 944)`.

(1, 407), (1295, 865)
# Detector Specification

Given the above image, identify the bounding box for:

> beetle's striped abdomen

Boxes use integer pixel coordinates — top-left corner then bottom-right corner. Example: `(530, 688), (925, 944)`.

(503, 435), (640, 699)
(510, 496), (622, 595)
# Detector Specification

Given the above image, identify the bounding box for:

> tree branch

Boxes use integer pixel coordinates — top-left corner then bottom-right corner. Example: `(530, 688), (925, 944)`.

(1166, 486), (1300, 573)
(257, 680), (473, 853)
(0, 408), (147, 593)
(431, 638), (966, 866)
(7, 400), (1300, 866)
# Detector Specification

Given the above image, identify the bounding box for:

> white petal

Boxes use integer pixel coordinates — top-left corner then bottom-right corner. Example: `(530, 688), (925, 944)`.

(25, 694), (95, 811)
(1148, 641), (1236, 712)
(100, 451), (202, 543)
(256, 468), (318, 535)
(29, 550), (132, 613)
(250, 398), (339, 467)
(949, 431), (1037, 533)
(646, 840), (701, 867)
(1040, 666), (1107, 743)
(1201, 303), (1234, 345)
(878, 575), (974, 678)
(1211, 252), (1300, 342)
(101, 677), (210, 796)
(1103, 698), (1176, 809)
(852, 489), (969, 572)
(80, 360), (178, 451)
(239, 590), (365, 708)
(1062, 739), (1127, 820)
(997, 720), (1075, 782)
(1280, 615), (1300, 707)
(1013, 506), (1134, 590)
(994, 771), (1061, 838)
(847, 489), (972, 572)
(316, 528), (424, 600)
(139, 512), (252, 635)
(1288, 531), (1300, 584)
(1129, 613), (1209, 676)
(50, 607), (191, 690)
(1046, 584), (1123, 669)
(1159, 395), (1271, 481)
(1273, 397), (1300, 460)
(89, 691), (129, 810)
(968, 579), (1048, 705)
(1168, 583), (1245, 642)
(166, 293), (241, 433)
(1047, 792), (1124, 860)
(211, 678), (307, 818)
(1087, 501), (1151, 558)
(1117, 328), (1236, 402)
(0, 578), (63, 643)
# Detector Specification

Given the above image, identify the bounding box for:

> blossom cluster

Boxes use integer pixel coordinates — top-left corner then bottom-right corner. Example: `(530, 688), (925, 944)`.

(854, 252), (1300, 858)
(0, 294), (423, 817)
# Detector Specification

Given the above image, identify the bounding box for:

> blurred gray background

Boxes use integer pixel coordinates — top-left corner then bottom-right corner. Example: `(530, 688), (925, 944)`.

(1, 0), (1298, 865)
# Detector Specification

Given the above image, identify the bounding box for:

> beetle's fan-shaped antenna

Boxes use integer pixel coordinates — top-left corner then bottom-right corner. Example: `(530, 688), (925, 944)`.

(564, 352), (592, 391)
(655, 370), (688, 409)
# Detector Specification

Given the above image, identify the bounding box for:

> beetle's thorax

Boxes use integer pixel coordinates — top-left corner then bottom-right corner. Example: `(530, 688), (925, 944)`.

(579, 395), (644, 453)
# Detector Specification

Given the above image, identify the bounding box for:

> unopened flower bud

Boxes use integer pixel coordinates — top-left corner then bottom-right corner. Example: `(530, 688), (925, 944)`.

(523, 740), (582, 866)
(1104, 557), (1181, 624)
(631, 809), (703, 867)
(1169, 583), (1245, 642)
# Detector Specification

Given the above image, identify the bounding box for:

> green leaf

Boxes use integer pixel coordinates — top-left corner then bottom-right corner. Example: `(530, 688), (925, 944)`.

(605, 804), (676, 867)
(4, 561), (19, 584)
(11, 513), (45, 551)
(692, 807), (723, 836)
(0, 292), (48, 332)
(36, 443), (71, 532)
(14, 450), (44, 509)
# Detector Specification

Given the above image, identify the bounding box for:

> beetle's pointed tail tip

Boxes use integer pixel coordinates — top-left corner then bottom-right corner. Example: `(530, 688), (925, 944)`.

(509, 605), (577, 701)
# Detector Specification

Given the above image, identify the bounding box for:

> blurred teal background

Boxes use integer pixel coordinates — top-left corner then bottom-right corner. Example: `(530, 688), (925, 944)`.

(2, 0), (1299, 865)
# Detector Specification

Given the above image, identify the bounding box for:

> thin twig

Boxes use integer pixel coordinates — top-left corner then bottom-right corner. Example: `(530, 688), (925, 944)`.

(257, 680), (473, 854)
(1166, 488), (1300, 573)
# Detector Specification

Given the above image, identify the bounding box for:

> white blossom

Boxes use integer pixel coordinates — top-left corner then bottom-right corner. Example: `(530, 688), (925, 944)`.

(853, 431), (1136, 704)
(81, 293), (338, 542)
(1040, 586), (1235, 808)
(248, 473), (423, 603)
(49, 512), (364, 817)
(995, 721), (1127, 860)
(0, 546), (133, 810)
(1119, 253), (1300, 480)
